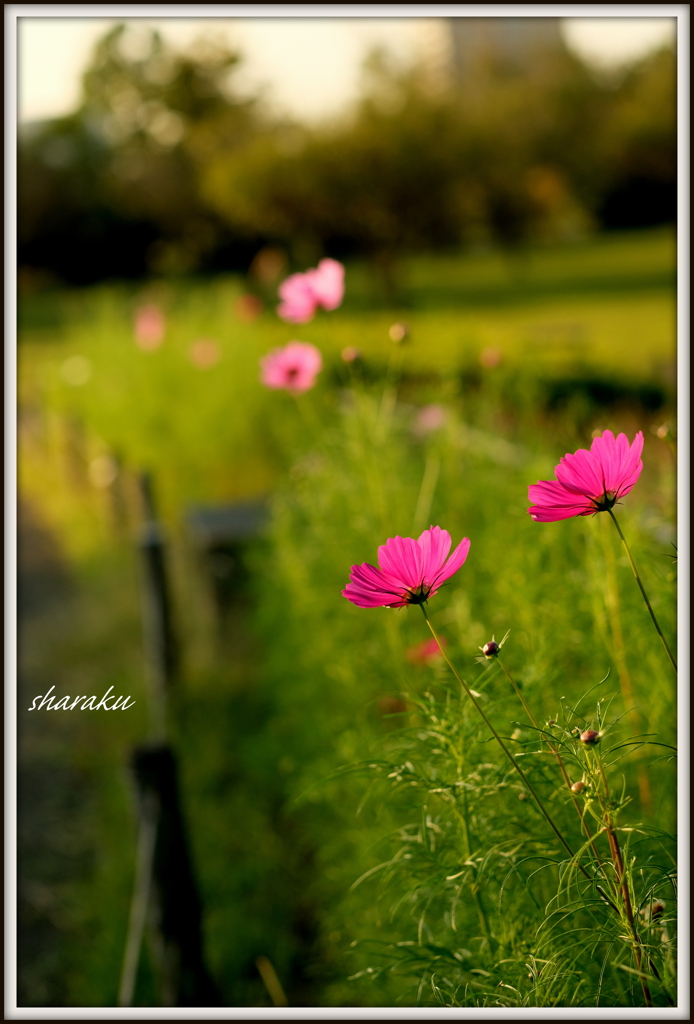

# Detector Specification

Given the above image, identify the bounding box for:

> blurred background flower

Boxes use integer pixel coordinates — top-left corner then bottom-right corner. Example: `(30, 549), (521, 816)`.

(277, 259), (345, 323)
(233, 293), (263, 322)
(412, 404), (447, 437)
(134, 303), (166, 349)
(389, 322), (410, 344)
(188, 337), (221, 369)
(260, 340), (323, 393)
(405, 636), (447, 665)
(479, 346), (502, 369)
(341, 346), (361, 363)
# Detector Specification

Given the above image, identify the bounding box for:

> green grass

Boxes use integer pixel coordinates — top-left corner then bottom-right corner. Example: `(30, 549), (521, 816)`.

(17, 227), (677, 1008)
(247, 387), (676, 1007)
(18, 228), (675, 550)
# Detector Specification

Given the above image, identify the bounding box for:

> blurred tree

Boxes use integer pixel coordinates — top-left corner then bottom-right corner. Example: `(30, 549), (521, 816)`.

(203, 51), (473, 297)
(594, 48), (677, 228)
(200, 46), (604, 295)
(201, 41), (675, 296)
(18, 24), (676, 290)
(18, 24), (266, 285)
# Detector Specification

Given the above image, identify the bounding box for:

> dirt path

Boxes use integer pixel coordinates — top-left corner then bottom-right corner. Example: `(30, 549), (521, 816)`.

(17, 498), (92, 1005)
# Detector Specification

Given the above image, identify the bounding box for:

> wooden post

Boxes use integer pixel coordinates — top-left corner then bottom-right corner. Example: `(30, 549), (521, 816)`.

(119, 474), (219, 1007)
(138, 473), (178, 739)
(127, 744), (221, 1007)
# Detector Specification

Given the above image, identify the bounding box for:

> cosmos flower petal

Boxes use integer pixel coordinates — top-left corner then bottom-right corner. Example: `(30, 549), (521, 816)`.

(343, 564), (409, 607)
(341, 585), (400, 608)
(528, 480), (595, 513)
(349, 563), (406, 598)
(277, 301), (315, 324)
(612, 432), (644, 495)
(555, 448), (605, 496)
(305, 259), (345, 311)
(628, 430), (644, 464)
(277, 259), (345, 322)
(416, 526), (452, 581)
(277, 275), (318, 323)
(528, 504), (592, 522)
(431, 536), (471, 588)
(342, 562), (408, 608)
(377, 536), (424, 590)
(591, 430), (621, 491)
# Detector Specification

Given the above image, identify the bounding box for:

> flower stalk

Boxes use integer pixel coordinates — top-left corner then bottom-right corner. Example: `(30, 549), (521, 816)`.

(607, 509), (677, 673)
(487, 647), (666, 1005)
(420, 606), (591, 878)
(495, 656), (606, 871)
(587, 746), (663, 1007)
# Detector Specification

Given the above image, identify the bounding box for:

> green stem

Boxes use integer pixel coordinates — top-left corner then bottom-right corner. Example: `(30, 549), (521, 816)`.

(497, 657), (607, 874)
(497, 658), (538, 733)
(607, 509), (677, 673)
(592, 749), (657, 1007)
(460, 788), (495, 950)
(420, 606), (588, 877)
(291, 391), (321, 435)
(597, 517), (653, 814)
(479, 638), (663, 999)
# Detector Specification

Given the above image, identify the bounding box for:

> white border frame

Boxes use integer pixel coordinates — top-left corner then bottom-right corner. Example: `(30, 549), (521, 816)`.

(6, 4), (689, 1020)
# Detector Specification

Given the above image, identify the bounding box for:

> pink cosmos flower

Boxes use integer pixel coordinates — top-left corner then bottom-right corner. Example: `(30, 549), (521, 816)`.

(277, 258), (345, 323)
(406, 636), (447, 664)
(342, 526), (470, 609)
(235, 294), (263, 322)
(260, 341), (323, 394)
(189, 338), (221, 369)
(479, 346), (502, 368)
(413, 404), (446, 437)
(305, 258), (344, 311)
(277, 274), (316, 324)
(527, 429), (644, 523)
(134, 304), (166, 350)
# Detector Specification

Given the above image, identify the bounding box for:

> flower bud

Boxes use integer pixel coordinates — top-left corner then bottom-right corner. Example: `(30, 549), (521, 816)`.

(481, 640), (499, 658)
(570, 780), (585, 793)
(580, 729), (600, 745)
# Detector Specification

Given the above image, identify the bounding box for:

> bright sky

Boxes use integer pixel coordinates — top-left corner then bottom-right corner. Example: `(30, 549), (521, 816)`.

(17, 15), (677, 125)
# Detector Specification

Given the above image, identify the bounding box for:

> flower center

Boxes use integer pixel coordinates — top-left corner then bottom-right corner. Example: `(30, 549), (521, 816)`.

(592, 489), (617, 512)
(405, 583), (431, 605)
